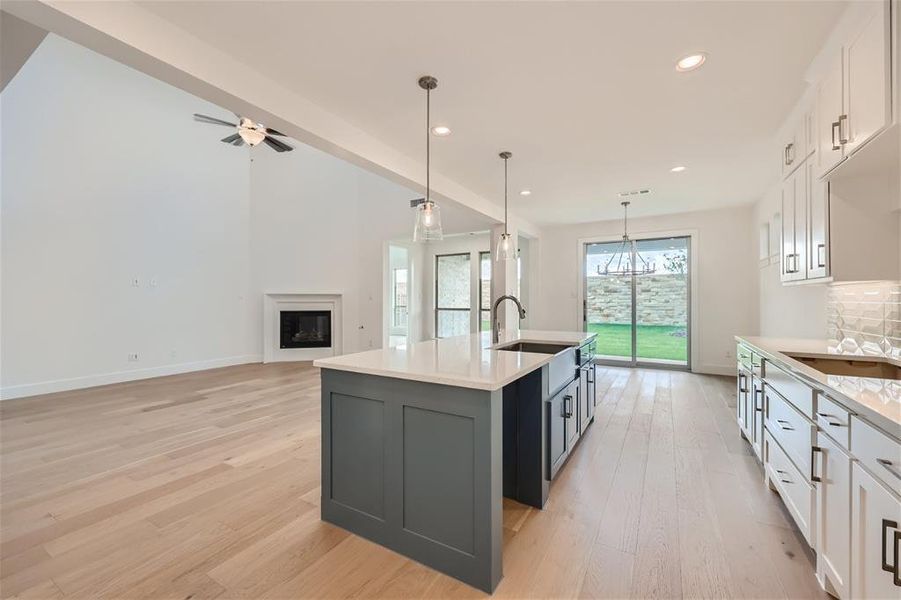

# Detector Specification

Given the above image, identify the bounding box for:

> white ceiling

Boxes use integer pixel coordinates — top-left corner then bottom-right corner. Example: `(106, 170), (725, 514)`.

(139, 0), (847, 226)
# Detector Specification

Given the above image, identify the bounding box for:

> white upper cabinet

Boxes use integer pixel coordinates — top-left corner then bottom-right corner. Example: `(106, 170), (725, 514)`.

(815, 53), (846, 176)
(780, 165), (808, 282)
(806, 163), (829, 280)
(815, 1), (892, 177)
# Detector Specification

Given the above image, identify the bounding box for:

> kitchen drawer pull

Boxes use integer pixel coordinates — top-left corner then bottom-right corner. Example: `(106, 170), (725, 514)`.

(816, 412), (844, 427)
(811, 446), (822, 483)
(563, 395), (573, 419)
(876, 458), (901, 482)
(831, 120), (841, 150)
(881, 519), (898, 575)
(776, 419), (795, 431)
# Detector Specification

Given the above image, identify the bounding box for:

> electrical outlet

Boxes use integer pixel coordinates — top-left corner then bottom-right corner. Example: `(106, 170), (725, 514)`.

(130, 277), (140, 288)
(127, 353), (139, 362)
(149, 278), (158, 287)
(725, 350), (733, 359)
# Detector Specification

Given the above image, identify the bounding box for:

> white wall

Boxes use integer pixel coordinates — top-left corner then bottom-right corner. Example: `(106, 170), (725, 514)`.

(1, 35), (255, 398)
(531, 206), (756, 375)
(1, 34), (481, 398)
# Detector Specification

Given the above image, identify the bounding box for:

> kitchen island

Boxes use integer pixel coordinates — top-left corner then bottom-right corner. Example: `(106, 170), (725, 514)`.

(313, 329), (597, 593)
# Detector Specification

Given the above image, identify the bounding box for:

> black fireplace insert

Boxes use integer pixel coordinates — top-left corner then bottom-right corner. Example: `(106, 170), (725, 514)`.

(280, 310), (331, 349)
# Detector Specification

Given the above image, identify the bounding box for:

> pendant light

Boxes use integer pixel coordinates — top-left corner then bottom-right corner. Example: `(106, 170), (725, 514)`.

(411, 75), (444, 242)
(496, 151), (514, 262)
(598, 201), (656, 276)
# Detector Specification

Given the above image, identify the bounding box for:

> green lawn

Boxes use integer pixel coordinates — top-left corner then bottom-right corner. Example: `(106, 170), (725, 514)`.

(587, 323), (687, 362)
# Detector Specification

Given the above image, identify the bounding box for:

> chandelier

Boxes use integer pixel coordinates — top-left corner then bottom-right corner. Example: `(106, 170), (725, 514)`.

(598, 201), (656, 276)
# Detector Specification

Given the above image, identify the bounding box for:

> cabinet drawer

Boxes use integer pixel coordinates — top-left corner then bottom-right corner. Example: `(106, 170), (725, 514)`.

(851, 416), (901, 497)
(737, 344), (752, 370)
(764, 361), (816, 419)
(815, 393), (851, 451)
(765, 431), (815, 547)
(765, 387), (815, 477)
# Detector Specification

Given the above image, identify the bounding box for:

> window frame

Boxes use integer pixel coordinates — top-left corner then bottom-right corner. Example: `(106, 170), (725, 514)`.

(479, 251), (492, 332)
(434, 252), (472, 338)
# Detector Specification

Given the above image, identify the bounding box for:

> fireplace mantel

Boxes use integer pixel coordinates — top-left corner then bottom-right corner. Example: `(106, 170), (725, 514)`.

(263, 293), (342, 363)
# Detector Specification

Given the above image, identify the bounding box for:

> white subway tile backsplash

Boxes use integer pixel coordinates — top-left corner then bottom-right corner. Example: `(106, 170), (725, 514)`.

(827, 281), (901, 357)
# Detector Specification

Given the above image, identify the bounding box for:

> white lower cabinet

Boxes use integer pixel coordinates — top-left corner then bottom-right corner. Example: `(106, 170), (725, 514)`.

(850, 462), (901, 598)
(765, 430), (816, 546)
(816, 431), (852, 599)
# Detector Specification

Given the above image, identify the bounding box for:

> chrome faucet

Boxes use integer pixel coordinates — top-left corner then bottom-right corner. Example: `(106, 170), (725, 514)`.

(491, 295), (527, 344)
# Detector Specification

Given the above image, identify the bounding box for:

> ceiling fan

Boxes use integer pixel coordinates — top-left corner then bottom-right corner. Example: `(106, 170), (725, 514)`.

(193, 113), (294, 152)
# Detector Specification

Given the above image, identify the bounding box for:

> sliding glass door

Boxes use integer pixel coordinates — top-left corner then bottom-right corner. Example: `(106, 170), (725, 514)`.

(584, 236), (690, 368)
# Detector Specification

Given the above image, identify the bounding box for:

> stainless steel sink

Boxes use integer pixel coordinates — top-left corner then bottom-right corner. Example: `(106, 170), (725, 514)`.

(495, 342), (575, 355)
(784, 353), (901, 380)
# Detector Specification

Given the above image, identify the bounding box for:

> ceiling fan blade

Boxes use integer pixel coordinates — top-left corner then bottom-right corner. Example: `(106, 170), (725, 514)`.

(263, 135), (293, 152)
(193, 113), (237, 127)
(220, 133), (241, 144)
(264, 127), (285, 137)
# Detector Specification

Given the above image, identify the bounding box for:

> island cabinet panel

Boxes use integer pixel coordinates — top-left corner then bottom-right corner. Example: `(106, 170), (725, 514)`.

(402, 406), (475, 555)
(320, 368), (503, 593)
(330, 393), (385, 520)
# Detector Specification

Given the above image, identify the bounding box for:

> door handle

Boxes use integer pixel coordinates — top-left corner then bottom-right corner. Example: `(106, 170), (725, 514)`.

(816, 244), (826, 268)
(831, 120), (841, 151)
(786, 142), (794, 165)
(838, 114), (849, 144)
(811, 446), (822, 483)
(563, 395), (573, 419)
(754, 388), (763, 411)
(881, 519), (899, 579)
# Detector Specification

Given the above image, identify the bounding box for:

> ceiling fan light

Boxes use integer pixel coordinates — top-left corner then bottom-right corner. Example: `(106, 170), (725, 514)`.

(238, 127), (265, 147)
(413, 200), (443, 242)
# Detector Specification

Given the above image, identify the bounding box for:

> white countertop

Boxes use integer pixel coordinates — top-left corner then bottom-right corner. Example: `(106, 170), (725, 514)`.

(313, 330), (596, 391)
(736, 336), (900, 437)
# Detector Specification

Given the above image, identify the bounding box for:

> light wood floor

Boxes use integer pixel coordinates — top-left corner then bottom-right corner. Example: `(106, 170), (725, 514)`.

(0, 363), (828, 599)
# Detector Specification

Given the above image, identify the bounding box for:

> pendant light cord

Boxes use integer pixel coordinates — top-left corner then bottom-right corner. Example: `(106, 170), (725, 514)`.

(426, 87), (430, 204)
(503, 156), (509, 236)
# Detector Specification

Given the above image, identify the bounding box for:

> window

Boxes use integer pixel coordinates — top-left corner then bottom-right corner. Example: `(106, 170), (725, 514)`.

(479, 252), (491, 332)
(435, 253), (471, 338)
(392, 268), (408, 327)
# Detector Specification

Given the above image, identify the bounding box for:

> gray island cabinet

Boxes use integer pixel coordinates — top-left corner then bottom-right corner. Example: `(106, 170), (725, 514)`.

(313, 330), (597, 592)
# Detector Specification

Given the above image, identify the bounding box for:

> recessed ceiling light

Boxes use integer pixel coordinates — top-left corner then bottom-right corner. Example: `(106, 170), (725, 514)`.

(520, 190), (532, 196)
(676, 53), (707, 72)
(431, 125), (451, 137)
(670, 166), (687, 173)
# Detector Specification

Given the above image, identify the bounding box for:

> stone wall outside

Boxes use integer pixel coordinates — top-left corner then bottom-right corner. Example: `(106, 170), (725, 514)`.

(587, 273), (687, 326)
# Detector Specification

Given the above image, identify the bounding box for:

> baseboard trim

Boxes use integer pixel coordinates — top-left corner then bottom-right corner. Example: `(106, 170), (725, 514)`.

(694, 364), (736, 376)
(0, 355), (263, 400)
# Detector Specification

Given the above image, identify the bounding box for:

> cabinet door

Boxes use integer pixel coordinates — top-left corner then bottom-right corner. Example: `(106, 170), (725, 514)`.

(807, 162), (830, 279)
(793, 166), (808, 281)
(816, 52), (845, 177)
(579, 367), (590, 432)
(844, 0), (890, 156)
(781, 176), (797, 282)
(564, 382), (579, 450)
(817, 431), (851, 599)
(851, 463), (901, 598)
(737, 369), (749, 433)
(547, 392), (567, 479)
(750, 376), (764, 460)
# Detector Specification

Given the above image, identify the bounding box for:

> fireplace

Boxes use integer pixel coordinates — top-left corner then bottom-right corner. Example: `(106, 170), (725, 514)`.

(280, 310), (331, 349)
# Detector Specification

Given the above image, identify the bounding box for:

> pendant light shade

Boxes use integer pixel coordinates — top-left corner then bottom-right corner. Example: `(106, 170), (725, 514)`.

(496, 151), (515, 261)
(412, 76), (443, 242)
(413, 199), (443, 242)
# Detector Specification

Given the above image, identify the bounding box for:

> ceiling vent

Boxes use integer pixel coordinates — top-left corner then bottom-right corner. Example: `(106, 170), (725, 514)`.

(617, 189), (650, 198)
